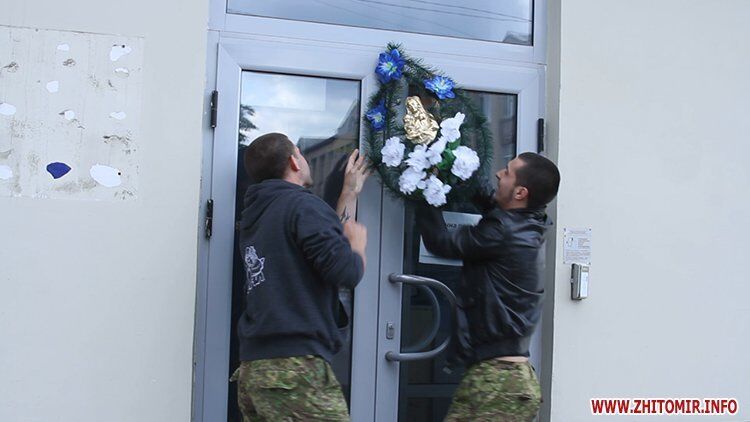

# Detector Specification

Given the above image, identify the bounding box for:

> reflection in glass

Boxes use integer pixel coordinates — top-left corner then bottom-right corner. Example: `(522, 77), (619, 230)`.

(229, 71), (361, 421)
(398, 91), (517, 422)
(228, 0), (534, 46)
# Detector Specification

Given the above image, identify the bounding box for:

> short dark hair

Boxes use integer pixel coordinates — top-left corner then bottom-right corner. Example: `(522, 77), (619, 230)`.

(243, 133), (296, 182)
(515, 152), (561, 209)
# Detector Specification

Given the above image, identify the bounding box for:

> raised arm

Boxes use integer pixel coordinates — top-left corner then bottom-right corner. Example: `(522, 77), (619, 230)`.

(416, 204), (505, 262)
(336, 149), (371, 223)
(294, 198), (365, 289)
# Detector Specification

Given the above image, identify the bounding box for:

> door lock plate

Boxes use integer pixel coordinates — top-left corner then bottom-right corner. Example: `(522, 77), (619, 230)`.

(386, 322), (395, 340)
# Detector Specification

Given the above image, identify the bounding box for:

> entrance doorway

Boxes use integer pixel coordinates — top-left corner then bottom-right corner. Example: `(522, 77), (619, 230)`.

(199, 37), (544, 421)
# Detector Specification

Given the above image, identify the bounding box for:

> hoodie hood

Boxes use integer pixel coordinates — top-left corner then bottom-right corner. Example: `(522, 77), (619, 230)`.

(240, 179), (306, 230)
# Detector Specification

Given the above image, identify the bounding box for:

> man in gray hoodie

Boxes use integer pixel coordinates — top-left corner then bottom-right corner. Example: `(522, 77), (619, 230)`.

(231, 133), (368, 421)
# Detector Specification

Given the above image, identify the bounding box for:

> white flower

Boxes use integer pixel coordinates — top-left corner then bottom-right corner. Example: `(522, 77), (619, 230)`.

(442, 112), (465, 129)
(405, 145), (431, 170)
(427, 136), (448, 165)
(399, 167), (427, 195)
(381, 137), (405, 167)
(440, 112), (465, 143)
(451, 146), (480, 181)
(441, 127), (460, 144)
(423, 175), (452, 207)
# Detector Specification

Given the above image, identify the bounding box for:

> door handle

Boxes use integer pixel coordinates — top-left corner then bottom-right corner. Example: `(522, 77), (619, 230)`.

(401, 285), (440, 353)
(385, 273), (457, 362)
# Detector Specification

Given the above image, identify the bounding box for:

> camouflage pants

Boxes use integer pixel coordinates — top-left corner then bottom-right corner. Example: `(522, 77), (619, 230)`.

(444, 358), (542, 422)
(230, 355), (349, 422)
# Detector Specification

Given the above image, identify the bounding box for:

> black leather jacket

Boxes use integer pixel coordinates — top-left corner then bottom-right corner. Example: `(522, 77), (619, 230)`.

(416, 201), (552, 365)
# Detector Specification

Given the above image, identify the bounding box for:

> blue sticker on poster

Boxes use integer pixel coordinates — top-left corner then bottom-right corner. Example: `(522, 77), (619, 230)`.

(47, 162), (72, 179)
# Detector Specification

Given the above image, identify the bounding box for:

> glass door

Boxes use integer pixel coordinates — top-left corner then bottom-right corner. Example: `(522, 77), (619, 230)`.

(374, 65), (543, 421)
(205, 39), (383, 422)
(227, 71), (363, 420)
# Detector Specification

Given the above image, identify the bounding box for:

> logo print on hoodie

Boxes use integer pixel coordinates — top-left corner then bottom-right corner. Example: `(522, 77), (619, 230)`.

(243, 246), (266, 292)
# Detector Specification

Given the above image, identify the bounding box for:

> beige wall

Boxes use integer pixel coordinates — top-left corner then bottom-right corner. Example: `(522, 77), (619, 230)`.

(547, 0), (750, 420)
(0, 1), (208, 421)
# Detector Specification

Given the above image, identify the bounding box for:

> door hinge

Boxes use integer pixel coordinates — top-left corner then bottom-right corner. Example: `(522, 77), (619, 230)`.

(537, 118), (545, 153)
(210, 90), (219, 129)
(205, 199), (214, 239)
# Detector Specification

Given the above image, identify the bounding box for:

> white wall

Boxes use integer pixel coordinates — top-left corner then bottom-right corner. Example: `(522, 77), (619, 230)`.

(0, 1), (208, 421)
(547, 0), (750, 420)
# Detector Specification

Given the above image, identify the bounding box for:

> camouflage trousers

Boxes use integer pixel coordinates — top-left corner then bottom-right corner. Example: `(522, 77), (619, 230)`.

(444, 358), (542, 422)
(230, 355), (349, 422)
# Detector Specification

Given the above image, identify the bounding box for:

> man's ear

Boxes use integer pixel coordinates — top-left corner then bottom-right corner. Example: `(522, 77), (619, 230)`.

(514, 186), (529, 201)
(289, 154), (301, 172)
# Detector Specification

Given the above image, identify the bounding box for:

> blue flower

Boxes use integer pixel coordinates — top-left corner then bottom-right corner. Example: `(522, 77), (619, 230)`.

(424, 76), (456, 100)
(376, 49), (405, 84)
(366, 100), (387, 131)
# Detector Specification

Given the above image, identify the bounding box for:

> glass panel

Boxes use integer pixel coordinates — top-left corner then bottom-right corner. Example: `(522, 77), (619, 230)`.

(227, 0), (534, 46)
(228, 71), (361, 420)
(398, 90), (517, 422)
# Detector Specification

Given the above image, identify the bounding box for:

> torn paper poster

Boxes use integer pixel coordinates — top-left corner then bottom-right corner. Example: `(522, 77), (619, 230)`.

(0, 25), (143, 200)
(109, 111), (127, 120)
(109, 44), (132, 62)
(0, 102), (17, 116)
(0, 165), (13, 180)
(46, 80), (59, 93)
(46, 162), (72, 179)
(90, 164), (122, 187)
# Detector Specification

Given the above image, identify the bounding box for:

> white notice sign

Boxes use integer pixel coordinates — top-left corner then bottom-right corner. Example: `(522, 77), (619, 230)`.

(419, 212), (482, 266)
(563, 228), (592, 265)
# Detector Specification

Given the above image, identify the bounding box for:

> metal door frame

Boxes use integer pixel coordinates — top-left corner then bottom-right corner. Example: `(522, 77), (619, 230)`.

(195, 36), (384, 421)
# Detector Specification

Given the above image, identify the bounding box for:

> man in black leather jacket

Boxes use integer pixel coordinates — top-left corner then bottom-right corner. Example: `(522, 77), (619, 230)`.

(417, 152), (560, 421)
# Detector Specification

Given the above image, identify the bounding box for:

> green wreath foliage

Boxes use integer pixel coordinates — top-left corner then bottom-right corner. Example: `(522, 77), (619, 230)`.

(364, 43), (494, 205)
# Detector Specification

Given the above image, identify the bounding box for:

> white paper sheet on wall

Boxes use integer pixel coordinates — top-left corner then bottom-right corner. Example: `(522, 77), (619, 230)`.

(563, 227), (592, 265)
(0, 25), (144, 200)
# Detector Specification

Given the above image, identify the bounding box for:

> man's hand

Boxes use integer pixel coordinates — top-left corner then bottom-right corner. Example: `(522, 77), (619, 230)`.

(343, 220), (367, 269)
(337, 149), (372, 221)
(341, 149), (371, 198)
